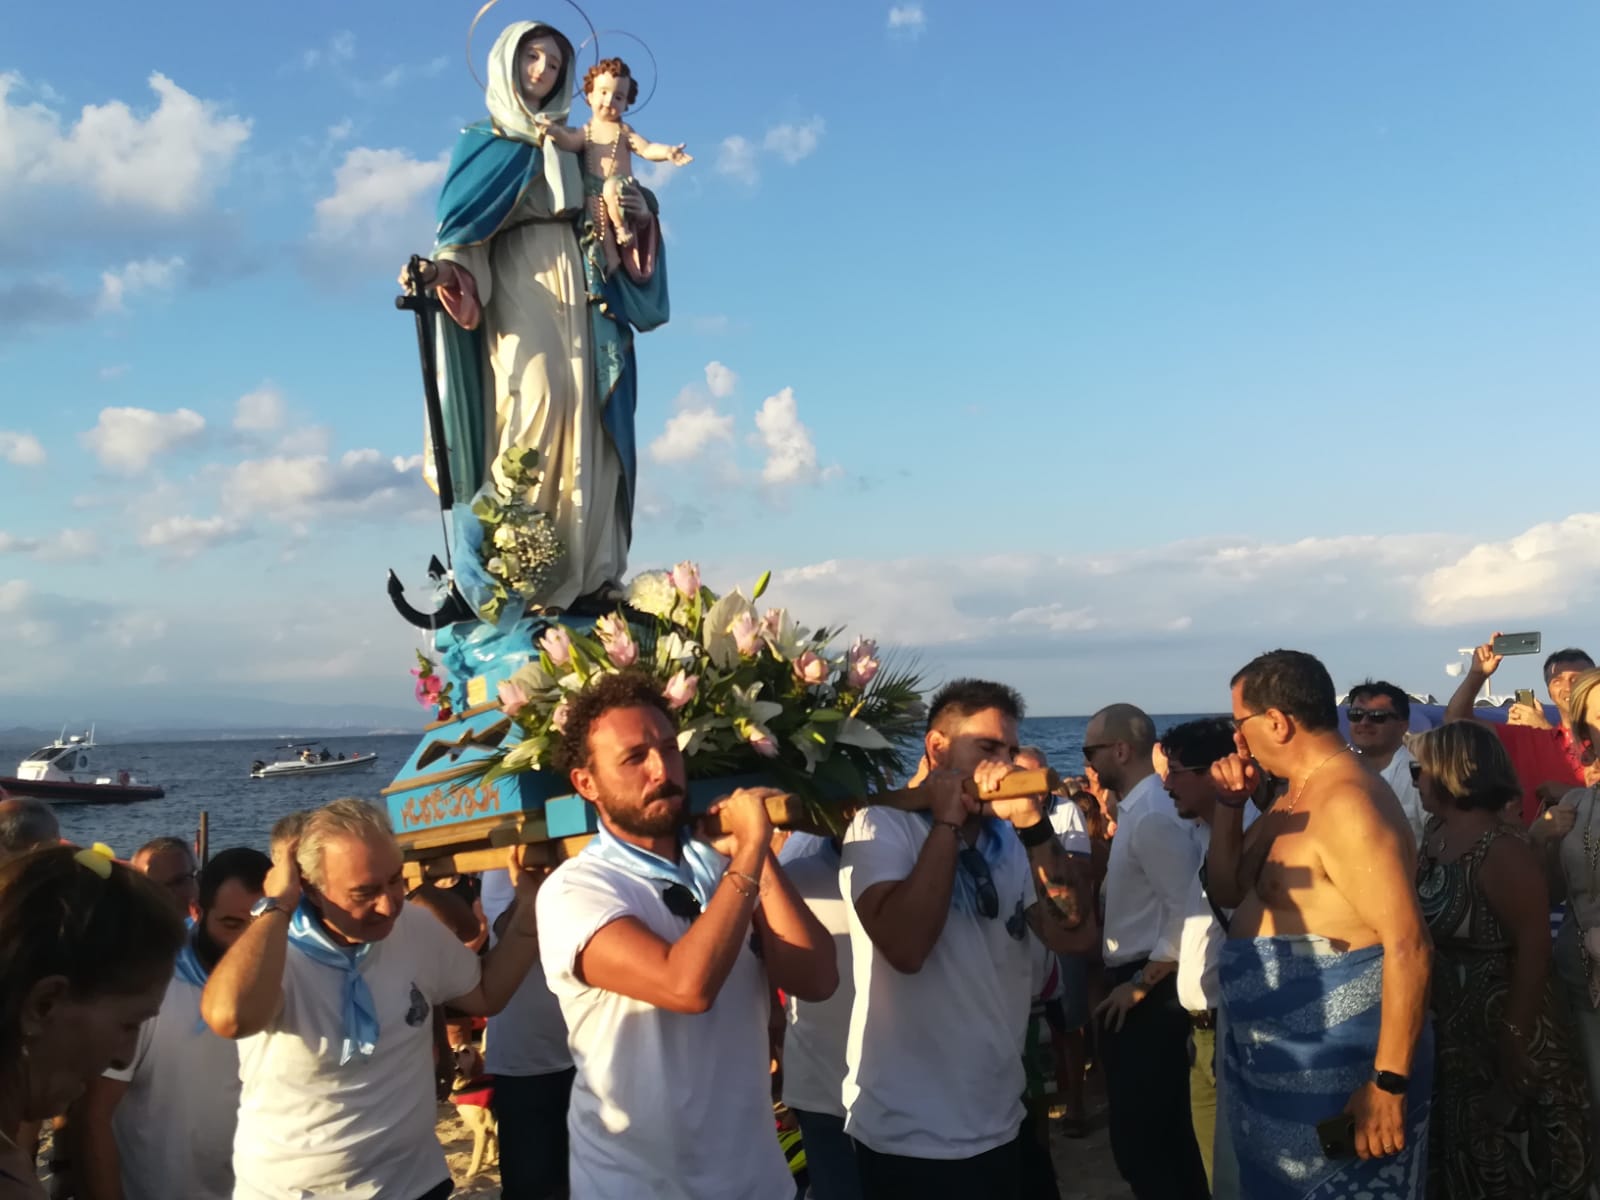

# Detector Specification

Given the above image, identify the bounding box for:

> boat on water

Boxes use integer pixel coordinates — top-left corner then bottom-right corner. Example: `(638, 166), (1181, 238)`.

(250, 746), (379, 779)
(0, 729), (164, 805)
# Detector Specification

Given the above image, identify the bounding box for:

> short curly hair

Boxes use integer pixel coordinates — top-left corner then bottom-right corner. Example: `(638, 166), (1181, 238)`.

(583, 57), (638, 105)
(555, 669), (675, 775)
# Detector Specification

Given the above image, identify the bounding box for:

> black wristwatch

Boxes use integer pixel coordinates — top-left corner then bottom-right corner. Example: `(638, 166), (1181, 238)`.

(1372, 1069), (1408, 1095)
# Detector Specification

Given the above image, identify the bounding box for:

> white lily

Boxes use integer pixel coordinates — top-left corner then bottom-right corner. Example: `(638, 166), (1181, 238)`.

(836, 716), (892, 750)
(704, 590), (758, 672)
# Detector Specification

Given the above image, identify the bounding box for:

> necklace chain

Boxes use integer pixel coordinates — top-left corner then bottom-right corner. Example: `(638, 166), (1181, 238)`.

(1283, 747), (1350, 814)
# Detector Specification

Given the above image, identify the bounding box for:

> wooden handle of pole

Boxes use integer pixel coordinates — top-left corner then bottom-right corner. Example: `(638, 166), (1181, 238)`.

(867, 766), (1062, 812)
(702, 792), (807, 836)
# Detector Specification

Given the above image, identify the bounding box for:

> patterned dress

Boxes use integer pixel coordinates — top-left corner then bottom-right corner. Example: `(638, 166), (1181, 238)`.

(1416, 821), (1593, 1199)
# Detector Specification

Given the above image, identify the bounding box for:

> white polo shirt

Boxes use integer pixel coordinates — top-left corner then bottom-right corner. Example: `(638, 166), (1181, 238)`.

(231, 902), (481, 1200)
(106, 975), (238, 1200)
(537, 849), (793, 1200)
(840, 806), (1034, 1159)
(1048, 796), (1092, 857)
(778, 839), (854, 1119)
(479, 869), (572, 1077)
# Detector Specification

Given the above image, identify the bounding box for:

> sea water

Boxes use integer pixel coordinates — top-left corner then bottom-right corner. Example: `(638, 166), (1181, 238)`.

(1, 714), (1218, 857)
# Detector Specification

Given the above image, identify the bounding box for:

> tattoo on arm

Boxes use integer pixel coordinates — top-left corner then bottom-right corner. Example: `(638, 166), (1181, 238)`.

(1031, 843), (1085, 929)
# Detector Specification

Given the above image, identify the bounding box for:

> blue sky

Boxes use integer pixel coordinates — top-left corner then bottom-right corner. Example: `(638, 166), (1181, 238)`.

(1, 0), (1596, 725)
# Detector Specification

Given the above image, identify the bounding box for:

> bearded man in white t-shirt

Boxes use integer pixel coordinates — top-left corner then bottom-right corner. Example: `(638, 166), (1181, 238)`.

(73, 846), (271, 1200)
(202, 798), (547, 1200)
(535, 670), (839, 1200)
(842, 678), (1097, 1200)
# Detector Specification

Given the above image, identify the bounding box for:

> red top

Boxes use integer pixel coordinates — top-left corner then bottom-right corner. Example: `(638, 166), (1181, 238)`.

(1496, 723), (1585, 825)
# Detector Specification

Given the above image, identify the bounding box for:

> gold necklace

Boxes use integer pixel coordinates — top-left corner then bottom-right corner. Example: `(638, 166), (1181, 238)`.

(1283, 747), (1350, 814)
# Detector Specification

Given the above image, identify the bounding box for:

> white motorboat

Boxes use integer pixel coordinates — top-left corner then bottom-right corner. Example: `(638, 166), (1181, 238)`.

(250, 746), (379, 779)
(1, 729), (164, 804)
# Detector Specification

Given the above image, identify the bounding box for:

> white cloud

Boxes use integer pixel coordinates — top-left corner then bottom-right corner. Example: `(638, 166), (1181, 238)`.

(220, 449), (430, 520)
(754, 387), (822, 485)
(137, 514), (247, 558)
(0, 431), (46, 466)
(888, 4), (927, 34)
(301, 31), (357, 71)
(650, 408), (736, 465)
(81, 406), (205, 473)
(98, 364), (130, 381)
(98, 254), (184, 313)
(310, 146), (449, 267)
(234, 386), (286, 433)
(326, 118), (354, 143)
(715, 136), (760, 185)
(1415, 513), (1600, 626)
(704, 361), (737, 399)
(0, 528), (100, 562)
(763, 118), (825, 165)
(1, 72), (249, 215)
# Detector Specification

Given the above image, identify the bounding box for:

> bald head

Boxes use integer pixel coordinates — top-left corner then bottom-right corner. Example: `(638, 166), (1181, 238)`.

(0, 796), (59, 860)
(1090, 704), (1157, 753)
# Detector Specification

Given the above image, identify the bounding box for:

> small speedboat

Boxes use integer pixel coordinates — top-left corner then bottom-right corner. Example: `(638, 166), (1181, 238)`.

(250, 747), (379, 779)
(0, 729), (164, 805)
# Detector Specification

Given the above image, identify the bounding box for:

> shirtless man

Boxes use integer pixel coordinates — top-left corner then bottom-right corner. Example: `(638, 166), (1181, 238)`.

(1206, 649), (1431, 1198)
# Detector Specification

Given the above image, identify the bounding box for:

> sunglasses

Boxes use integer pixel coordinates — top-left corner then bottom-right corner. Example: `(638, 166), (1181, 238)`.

(1166, 764), (1211, 776)
(1348, 709), (1404, 725)
(1081, 743), (1112, 759)
(662, 883), (701, 920)
(958, 847), (1000, 920)
(1409, 762), (1423, 784)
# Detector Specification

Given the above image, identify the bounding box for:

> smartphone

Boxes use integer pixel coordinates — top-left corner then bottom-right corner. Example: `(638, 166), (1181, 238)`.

(1492, 631), (1542, 657)
(1516, 688), (1537, 708)
(1317, 1112), (1357, 1159)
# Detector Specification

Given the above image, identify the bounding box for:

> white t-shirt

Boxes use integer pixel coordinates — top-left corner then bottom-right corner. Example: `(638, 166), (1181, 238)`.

(840, 806), (1034, 1159)
(479, 869), (572, 1077)
(1047, 797), (1092, 857)
(232, 903), (481, 1200)
(779, 841), (854, 1118)
(537, 850), (793, 1200)
(106, 975), (239, 1200)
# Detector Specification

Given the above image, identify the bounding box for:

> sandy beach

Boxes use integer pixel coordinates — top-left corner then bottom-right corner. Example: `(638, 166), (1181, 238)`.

(434, 1100), (1135, 1198)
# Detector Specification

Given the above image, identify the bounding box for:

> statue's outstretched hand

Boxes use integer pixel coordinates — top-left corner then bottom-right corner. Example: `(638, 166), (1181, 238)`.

(669, 144), (693, 166)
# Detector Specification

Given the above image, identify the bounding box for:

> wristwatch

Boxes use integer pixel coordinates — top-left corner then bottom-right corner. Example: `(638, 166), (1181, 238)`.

(250, 896), (288, 920)
(1372, 1069), (1408, 1095)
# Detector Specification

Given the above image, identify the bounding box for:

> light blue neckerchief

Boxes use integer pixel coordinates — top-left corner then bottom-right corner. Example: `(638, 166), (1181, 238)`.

(287, 899), (379, 1065)
(918, 813), (1013, 917)
(172, 933), (211, 1033)
(586, 822), (724, 910)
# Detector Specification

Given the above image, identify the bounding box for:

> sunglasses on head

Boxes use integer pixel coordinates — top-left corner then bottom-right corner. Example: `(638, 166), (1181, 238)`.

(1348, 709), (1403, 725)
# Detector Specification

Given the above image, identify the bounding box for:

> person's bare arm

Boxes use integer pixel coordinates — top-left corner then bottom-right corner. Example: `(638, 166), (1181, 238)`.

(203, 842), (298, 1038)
(1022, 846), (1098, 955)
(69, 1078), (127, 1200)
(1318, 784), (1432, 1159)
(575, 790), (772, 1014)
(629, 128), (692, 165)
(750, 852), (838, 1002)
(1445, 638), (1502, 724)
(445, 850), (550, 1017)
(1204, 761), (1254, 909)
(852, 772), (973, 975)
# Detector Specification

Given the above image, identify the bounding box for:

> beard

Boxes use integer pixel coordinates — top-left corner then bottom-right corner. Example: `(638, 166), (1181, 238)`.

(193, 920), (227, 971)
(602, 781), (688, 838)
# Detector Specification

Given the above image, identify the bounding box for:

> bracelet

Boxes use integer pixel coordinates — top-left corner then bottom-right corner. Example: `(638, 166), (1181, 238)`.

(931, 819), (964, 839)
(1016, 820), (1054, 849)
(723, 873), (758, 900)
(728, 869), (763, 893)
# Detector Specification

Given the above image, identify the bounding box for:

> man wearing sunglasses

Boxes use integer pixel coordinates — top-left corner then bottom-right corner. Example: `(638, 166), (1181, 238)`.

(534, 670), (837, 1200)
(841, 679), (1095, 1200)
(1345, 681), (1424, 842)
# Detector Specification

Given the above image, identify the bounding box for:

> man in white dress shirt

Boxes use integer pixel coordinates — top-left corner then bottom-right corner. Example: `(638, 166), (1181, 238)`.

(1086, 703), (1210, 1200)
(1346, 680), (1425, 842)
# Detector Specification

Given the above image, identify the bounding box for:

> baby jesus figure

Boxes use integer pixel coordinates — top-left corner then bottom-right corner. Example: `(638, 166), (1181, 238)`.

(534, 57), (691, 278)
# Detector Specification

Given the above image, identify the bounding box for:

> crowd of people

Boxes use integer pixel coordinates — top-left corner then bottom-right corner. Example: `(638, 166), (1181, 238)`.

(1, 632), (1598, 1200)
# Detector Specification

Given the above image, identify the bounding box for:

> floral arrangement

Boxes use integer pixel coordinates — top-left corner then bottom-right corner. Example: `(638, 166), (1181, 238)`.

(457, 447), (565, 624)
(411, 650), (454, 719)
(487, 561), (926, 826)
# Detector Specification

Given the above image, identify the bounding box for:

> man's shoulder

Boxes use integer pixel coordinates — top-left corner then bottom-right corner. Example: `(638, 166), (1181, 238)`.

(844, 804), (920, 845)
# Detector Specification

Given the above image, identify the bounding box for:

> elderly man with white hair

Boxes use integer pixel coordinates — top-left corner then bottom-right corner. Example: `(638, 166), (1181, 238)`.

(203, 798), (545, 1200)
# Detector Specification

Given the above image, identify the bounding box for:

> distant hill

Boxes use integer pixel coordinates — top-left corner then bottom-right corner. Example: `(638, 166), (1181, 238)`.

(0, 690), (426, 744)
